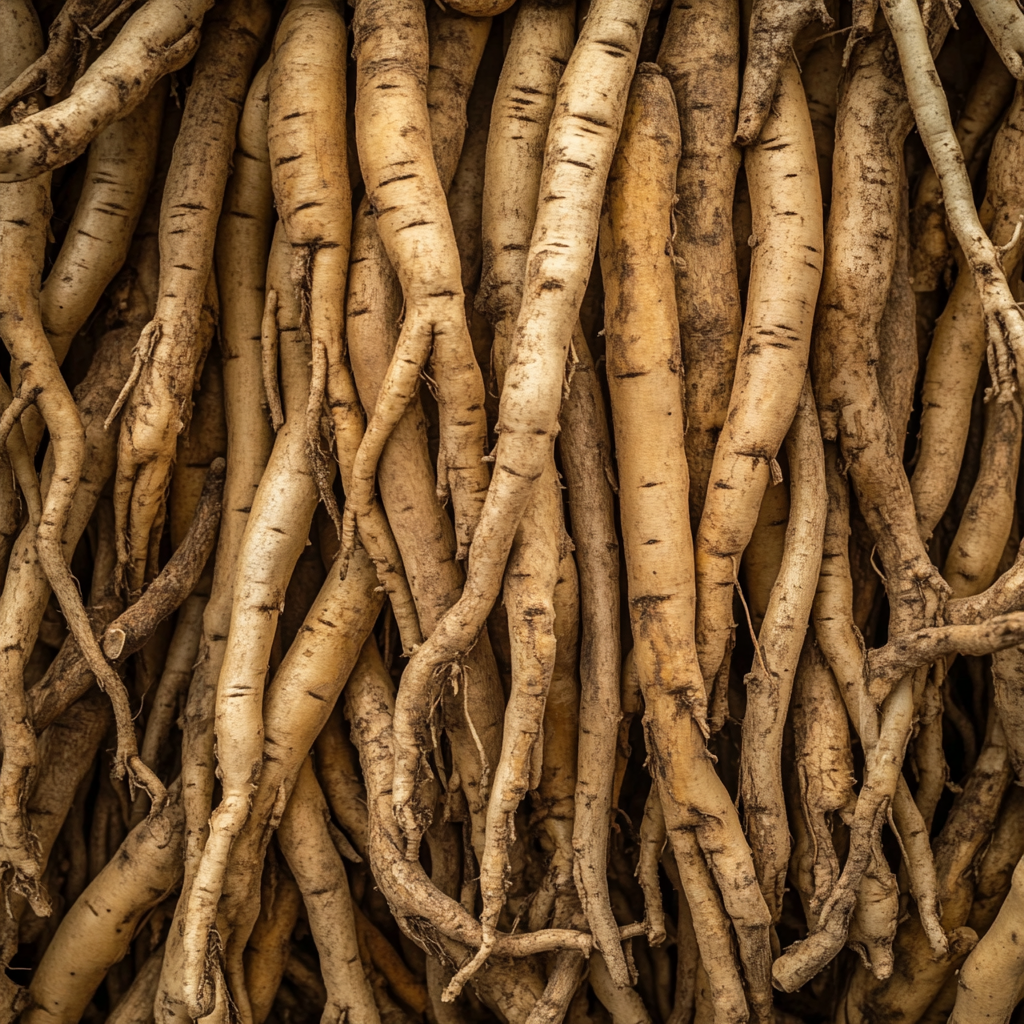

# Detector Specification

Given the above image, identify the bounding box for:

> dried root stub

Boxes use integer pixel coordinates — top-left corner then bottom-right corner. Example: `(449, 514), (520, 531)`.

(6, 2), (1024, 1023)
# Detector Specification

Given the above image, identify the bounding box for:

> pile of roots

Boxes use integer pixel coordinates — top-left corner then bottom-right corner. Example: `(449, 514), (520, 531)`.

(3, 0), (1024, 1022)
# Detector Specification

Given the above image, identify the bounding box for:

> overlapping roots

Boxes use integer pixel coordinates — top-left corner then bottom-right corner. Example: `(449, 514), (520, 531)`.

(4, 0), (1024, 1022)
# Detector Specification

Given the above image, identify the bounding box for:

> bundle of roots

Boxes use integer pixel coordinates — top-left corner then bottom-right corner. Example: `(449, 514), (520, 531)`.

(4, 0), (1024, 1022)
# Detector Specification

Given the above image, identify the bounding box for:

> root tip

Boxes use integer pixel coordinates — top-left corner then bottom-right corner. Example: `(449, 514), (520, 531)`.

(101, 626), (127, 661)
(443, 934), (495, 1002)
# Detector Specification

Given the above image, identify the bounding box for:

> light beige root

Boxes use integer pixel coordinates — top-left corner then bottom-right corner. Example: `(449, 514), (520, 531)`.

(0, 376), (33, 578)
(971, 0), (1024, 79)
(560, 326), (625, 981)
(909, 43), (1013, 357)
(451, 458), (565, 993)
(839, 713), (1013, 1023)
(0, 9), (163, 902)
(344, 639), (591, 1016)
(911, 77), (1024, 540)
(178, 51), (275, 878)
(278, 758), (381, 1024)
(529, 546), (581, 935)
(637, 789), (667, 945)
(658, 0), (742, 523)
(742, 474), (789, 636)
(472, 0), (583, 978)
(735, 0), (832, 146)
(459, 1), (585, 978)
(390, 0), (651, 859)
(156, 55), (275, 1015)
(0, 0), (209, 183)
(243, 864), (302, 1024)
(801, 21), (843, 210)
(949, 851), (1024, 1024)
(0, 690), (110, 1001)
(602, 64), (772, 1024)
(180, 225), (318, 1020)
(106, 946), (165, 1024)
(968, 787), (1024, 935)
(788, 634), (855, 924)
(669, 835), (748, 1024)
(476, 0), (575, 351)
(942, 383), (1023, 783)
(521, 949), (587, 1024)
(417, 18), (506, 846)
(268, 0), (351, 535)
(774, 11), (953, 990)
(662, 853), (699, 1024)
(590, 951), (652, 1024)
(778, 453), (915, 990)
(21, 786), (184, 1024)
(39, 84), (164, 367)
(435, 0), (515, 19)
(14, 79), (165, 454)
(740, 378), (826, 922)
(110, 0), (269, 595)
(267, 0), (419, 651)
(344, 6), (501, 861)
(315, 705), (370, 859)
(0, 0), (49, 915)
(0, 241), (147, 762)
(346, 0), (490, 565)
(0, 0), (143, 115)
(693, 55), (824, 699)
(882, 0), (1024, 397)
(944, 399), (1023, 601)
(787, 431), (1007, 989)
(208, 549), (382, 1016)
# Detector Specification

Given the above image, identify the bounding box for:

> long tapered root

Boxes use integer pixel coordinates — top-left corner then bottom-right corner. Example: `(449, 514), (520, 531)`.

(6, 5), (1024, 1024)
